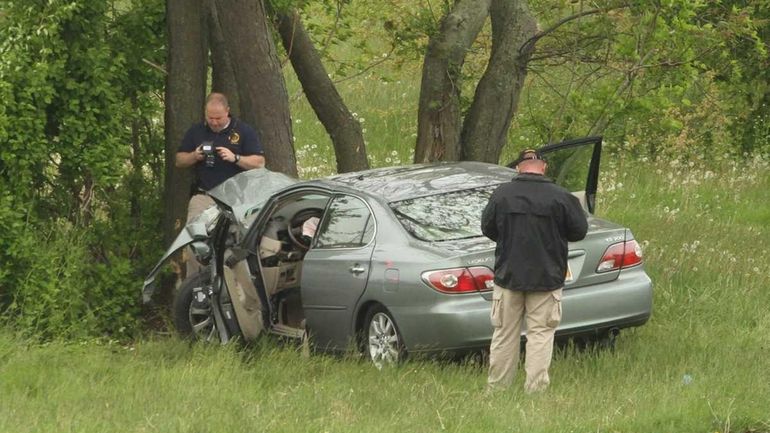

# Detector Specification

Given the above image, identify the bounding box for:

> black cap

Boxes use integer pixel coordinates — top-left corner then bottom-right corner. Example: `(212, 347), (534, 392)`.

(511, 149), (546, 166)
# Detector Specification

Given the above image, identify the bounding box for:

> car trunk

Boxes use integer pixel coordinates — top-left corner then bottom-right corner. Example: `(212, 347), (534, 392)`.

(435, 214), (625, 296)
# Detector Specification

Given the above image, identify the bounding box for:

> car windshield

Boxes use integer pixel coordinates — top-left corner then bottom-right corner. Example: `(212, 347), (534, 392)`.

(390, 185), (499, 242)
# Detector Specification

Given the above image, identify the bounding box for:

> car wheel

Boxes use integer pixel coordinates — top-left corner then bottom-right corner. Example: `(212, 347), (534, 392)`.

(173, 272), (219, 342)
(364, 305), (405, 369)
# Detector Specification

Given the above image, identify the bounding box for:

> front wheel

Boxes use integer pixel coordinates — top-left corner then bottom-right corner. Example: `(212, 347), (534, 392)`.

(364, 305), (405, 369)
(173, 272), (220, 342)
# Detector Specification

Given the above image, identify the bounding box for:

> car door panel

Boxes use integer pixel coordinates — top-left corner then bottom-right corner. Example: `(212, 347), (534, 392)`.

(301, 194), (376, 351)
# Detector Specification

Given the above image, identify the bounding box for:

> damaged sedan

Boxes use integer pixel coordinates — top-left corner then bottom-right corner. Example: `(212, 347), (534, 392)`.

(143, 137), (653, 368)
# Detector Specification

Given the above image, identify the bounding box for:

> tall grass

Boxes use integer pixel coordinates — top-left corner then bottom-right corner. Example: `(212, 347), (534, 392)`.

(1, 155), (768, 432)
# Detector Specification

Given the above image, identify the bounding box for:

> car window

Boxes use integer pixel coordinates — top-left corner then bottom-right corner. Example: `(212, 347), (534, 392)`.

(314, 195), (374, 249)
(390, 186), (497, 242)
(543, 144), (592, 193)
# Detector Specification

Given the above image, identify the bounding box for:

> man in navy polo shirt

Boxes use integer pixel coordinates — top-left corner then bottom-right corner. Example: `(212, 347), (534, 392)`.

(176, 92), (265, 275)
(176, 92), (265, 191)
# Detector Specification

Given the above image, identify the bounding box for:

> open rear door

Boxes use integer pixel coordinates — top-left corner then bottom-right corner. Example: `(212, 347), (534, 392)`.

(537, 136), (602, 214)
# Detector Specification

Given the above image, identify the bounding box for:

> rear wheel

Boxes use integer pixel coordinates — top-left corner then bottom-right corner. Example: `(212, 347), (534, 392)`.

(364, 305), (405, 369)
(173, 272), (220, 342)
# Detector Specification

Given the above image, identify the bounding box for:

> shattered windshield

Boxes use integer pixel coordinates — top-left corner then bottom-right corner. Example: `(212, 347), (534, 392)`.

(390, 186), (499, 242)
(207, 168), (298, 223)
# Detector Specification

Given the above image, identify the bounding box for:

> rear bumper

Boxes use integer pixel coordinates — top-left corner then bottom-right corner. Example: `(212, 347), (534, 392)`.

(393, 267), (652, 354)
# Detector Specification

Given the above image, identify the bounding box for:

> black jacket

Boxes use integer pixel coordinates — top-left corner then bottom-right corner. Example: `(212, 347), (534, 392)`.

(481, 173), (588, 292)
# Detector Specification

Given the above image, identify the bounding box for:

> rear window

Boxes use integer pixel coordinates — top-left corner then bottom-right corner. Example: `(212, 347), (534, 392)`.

(390, 186), (499, 241)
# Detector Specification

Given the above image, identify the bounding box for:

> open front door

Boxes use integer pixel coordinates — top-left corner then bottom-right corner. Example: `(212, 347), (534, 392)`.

(537, 136), (602, 214)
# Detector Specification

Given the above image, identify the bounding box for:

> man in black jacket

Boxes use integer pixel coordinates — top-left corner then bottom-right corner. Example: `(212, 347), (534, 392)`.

(481, 149), (588, 393)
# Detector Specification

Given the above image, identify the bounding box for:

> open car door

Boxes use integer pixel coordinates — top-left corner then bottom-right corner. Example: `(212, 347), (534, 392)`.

(508, 136), (602, 214)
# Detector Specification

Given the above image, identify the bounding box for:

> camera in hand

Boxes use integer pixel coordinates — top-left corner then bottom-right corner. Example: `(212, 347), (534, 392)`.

(201, 142), (215, 167)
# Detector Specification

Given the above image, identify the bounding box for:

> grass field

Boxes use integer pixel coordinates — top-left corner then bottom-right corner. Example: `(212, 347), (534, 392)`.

(1, 154), (768, 432)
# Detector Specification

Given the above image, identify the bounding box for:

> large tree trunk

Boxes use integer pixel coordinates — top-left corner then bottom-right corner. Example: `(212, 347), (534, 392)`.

(163, 0), (207, 247)
(207, 0), (240, 115)
(213, 0), (297, 177)
(460, 0), (537, 163)
(414, 0), (491, 163)
(274, 8), (369, 173)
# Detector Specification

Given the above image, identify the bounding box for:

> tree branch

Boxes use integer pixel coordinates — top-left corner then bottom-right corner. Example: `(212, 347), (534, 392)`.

(142, 58), (167, 75)
(520, 5), (629, 54)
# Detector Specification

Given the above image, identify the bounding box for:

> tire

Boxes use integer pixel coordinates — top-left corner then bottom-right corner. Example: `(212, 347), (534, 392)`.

(363, 305), (406, 369)
(173, 272), (219, 342)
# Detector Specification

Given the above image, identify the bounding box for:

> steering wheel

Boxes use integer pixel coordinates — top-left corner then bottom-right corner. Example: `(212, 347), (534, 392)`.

(287, 208), (323, 250)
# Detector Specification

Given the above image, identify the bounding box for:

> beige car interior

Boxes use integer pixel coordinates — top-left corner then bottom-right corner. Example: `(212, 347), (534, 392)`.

(255, 193), (330, 334)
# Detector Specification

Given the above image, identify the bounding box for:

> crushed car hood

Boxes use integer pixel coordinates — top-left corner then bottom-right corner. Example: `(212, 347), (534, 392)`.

(208, 168), (298, 224)
(142, 169), (298, 304)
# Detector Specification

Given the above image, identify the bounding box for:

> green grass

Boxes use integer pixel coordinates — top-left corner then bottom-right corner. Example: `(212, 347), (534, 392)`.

(1, 156), (768, 432)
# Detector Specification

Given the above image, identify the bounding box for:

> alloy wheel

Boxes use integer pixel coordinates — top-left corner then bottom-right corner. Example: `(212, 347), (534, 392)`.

(188, 288), (218, 342)
(368, 311), (401, 369)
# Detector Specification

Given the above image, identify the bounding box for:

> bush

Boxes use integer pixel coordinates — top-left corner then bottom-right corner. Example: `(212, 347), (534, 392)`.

(0, 215), (141, 341)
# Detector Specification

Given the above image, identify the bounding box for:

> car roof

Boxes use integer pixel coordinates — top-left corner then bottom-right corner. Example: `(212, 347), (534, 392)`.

(319, 161), (514, 202)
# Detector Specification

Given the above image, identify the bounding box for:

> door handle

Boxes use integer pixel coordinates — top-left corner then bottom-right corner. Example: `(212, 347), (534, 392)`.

(349, 264), (366, 275)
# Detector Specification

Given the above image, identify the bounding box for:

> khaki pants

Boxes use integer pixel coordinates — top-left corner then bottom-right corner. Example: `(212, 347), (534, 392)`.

(185, 194), (215, 277)
(487, 284), (563, 393)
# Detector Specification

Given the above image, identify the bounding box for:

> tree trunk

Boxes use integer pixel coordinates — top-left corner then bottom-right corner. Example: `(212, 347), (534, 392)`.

(213, 0), (297, 177)
(274, 8), (369, 173)
(414, 0), (491, 163)
(460, 0), (537, 163)
(208, 0), (240, 116)
(163, 0), (208, 303)
(164, 0), (208, 248)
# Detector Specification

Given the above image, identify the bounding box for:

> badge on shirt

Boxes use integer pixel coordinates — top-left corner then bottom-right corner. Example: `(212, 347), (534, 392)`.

(229, 132), (240, 145)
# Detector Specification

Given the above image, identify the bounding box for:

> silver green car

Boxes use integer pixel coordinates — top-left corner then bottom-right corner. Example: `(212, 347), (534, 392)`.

(143, 137), (652, 367)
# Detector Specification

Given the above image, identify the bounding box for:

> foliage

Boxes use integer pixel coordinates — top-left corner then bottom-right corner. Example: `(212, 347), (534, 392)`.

(0, 0), (166, 340)
(507, 0), (770, 159)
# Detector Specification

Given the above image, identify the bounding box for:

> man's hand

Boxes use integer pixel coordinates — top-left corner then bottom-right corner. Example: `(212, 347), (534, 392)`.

(216, 146), (237, 163)
(175, 145), (205, 168)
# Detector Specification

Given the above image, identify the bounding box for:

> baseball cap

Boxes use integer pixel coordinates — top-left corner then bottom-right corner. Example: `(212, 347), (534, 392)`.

(511, 149), (546, 166)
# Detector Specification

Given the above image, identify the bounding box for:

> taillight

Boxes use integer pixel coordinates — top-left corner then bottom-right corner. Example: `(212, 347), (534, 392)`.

(596, 240), (643, 273)
(421, 266), (494, 294)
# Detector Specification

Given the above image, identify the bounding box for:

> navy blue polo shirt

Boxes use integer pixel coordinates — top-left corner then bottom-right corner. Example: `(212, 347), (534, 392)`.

(178, 117), (264, 190)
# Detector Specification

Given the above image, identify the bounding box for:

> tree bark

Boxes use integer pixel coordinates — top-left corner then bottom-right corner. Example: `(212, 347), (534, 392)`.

(414, 0), (491, 163)
(461, 0), (538, 163)
(164, 0), (207, 247)
(207, 0), (240, 116)
(273, 8), (368, 173)
(213, 0), (297, 177)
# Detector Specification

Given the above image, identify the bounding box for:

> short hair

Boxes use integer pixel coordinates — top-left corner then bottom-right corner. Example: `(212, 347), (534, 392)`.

(205, 92), (229, 109)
